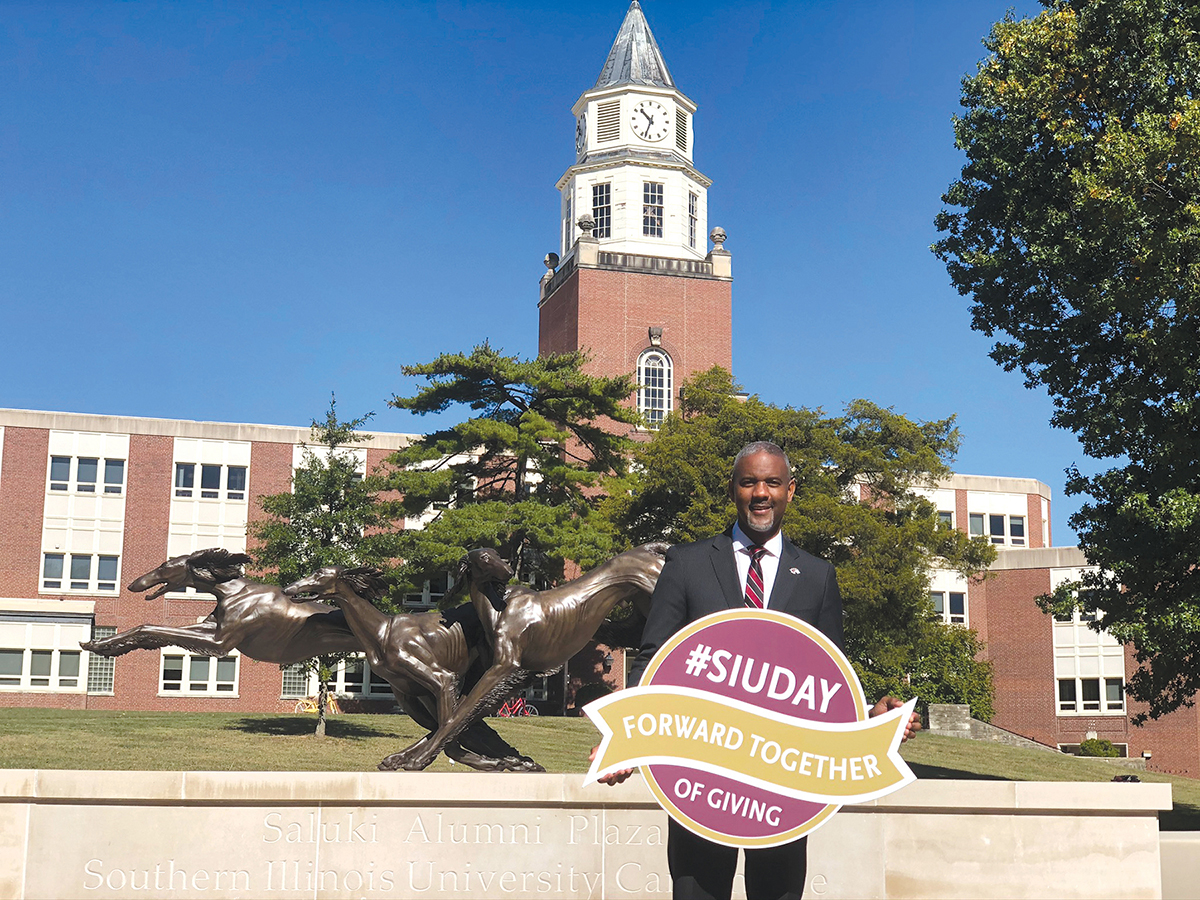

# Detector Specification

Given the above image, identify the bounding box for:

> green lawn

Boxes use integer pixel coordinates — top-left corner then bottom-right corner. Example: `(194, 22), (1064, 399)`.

(3, 709), (1197, 829)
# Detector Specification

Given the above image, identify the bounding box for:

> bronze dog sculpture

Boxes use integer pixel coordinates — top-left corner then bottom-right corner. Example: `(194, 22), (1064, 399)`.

(81, 548), (363, 663)
(283, 565), (541, 772)
(379, 543), (668, 771)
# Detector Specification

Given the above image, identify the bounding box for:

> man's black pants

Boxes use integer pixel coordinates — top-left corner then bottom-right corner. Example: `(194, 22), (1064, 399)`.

(666, 819), (808, 900)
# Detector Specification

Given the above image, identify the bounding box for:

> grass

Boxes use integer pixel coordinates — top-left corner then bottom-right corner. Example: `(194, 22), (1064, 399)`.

(2, 710), (1198, 829)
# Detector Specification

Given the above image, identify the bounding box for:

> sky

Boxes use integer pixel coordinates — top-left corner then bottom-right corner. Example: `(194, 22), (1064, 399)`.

(1, 0), (1095, 541)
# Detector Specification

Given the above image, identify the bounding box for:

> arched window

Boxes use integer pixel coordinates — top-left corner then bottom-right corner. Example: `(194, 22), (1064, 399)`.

(637, 349), (673, 428)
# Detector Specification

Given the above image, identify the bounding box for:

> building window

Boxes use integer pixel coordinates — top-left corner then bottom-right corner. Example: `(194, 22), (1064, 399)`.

(405, 573), (454, 609)
(592, 183), (611, 238)
(688, 192), (697, 248)
(969, 512), (1027, 546)
(321, 656), (391, 697)
(637, 349), (673, 429)
(175, 463), (248, 501)
(42, 553), (118, 593)
(0, 648), (81, 689)
(1057, 677), (1125, 714)
(161, 652), (238, 695)
(281, 663), (309, 699)
(87, 626), (117, 693)
(48, 455), (125, 495)
(1010, 515), (1025, 545)
(930, 591), (967, 625)
(0, 650), (21, 686)
(643, 182), (663, 237)
(564, 194), (573, 255)
(937, 510), (954, 528)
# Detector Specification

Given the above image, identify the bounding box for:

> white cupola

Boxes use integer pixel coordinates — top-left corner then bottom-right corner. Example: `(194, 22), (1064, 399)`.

(557, 1), (711, 261)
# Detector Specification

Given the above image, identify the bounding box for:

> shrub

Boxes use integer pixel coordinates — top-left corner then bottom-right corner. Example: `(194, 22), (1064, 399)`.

(1079, 738), (1120, 758)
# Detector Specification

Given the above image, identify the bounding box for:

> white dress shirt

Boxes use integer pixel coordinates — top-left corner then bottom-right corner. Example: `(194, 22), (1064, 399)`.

(731, 524), (784, 608)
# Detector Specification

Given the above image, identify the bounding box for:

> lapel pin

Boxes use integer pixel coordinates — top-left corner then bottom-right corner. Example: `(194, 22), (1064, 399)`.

(789, 567), (801, 575)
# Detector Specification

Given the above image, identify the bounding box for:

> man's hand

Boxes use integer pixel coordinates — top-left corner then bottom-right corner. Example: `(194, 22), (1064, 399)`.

(589, 744), (634, 785)
(869, 695), (921, 743)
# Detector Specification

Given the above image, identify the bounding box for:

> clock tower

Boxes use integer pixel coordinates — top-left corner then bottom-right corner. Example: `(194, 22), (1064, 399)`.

(539, 1), (732, 430)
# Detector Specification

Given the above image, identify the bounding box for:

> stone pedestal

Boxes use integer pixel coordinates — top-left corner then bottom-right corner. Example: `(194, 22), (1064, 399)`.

(0, 770), (1170, 899)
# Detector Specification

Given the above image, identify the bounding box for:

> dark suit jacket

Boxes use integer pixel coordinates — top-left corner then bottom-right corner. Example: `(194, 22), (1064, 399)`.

(630, 530), (844, 686)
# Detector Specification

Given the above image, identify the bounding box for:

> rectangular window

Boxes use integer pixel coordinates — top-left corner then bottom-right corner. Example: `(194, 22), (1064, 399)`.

(162, 655), (184, 691)
(948, 592), (966, 624)
(1010, 515), (1026, 546)
(688, 192), (697, 248)
(0, 650), (23, 686)
(281, 663), (309, 699)
(968, 513), (984, 537)
(87, 627), (117, 693)
(643, 182), (664, 237)
(1081, 677), (1101, 711)
(930, 591), (966, 625)
(42, 554), (64, 589)
(104, 459), (125, 494)
(49, 456), (71, 491)
(592, 183), (611, 238)
(227, 466), (247, 500)
(49, 455), (125, 493)
(20, 649), (83, 689)
(58, 651), (80, 688)
(70, 554), (92, 590)
(937, 510), (954, 528)
(564, 195), (572, 251)
(29, 650), (52, 687)
(175, 463), (195, 497)
(43, 553), (118, 594)
(1058, 679), (1077, 712)
(97, 556), (118, 591)
(676, 109), (688, 152)
(1106, 679), (1124, 711)
(76, 458), (98, 492)
(989, 513), (1006, 544)
(161, 652), (237, 695)
(200, 464), (222, 499)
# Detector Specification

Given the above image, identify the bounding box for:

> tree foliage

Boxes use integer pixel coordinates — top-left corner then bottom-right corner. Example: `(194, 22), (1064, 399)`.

(934, 0), (1200, 718)
(253, 398), (402, 734)
(387, 343), (639, 589)
(605, 368), (997, 718)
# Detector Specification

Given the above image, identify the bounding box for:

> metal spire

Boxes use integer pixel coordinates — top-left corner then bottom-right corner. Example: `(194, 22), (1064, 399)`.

(594, 1), (675, 89)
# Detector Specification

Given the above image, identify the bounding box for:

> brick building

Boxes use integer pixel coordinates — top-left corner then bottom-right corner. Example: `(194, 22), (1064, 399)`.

(912, 475), (1200, 777)
(0, 408), (419, 713)
(2, 0), (1198, 778)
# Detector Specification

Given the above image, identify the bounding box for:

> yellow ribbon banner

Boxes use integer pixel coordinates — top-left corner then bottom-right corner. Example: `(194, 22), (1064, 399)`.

(586, 686), (916, 805)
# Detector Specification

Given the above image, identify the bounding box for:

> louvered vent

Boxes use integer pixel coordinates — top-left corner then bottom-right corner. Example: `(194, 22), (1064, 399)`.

(597, 100), (621, 142)
(676, 110), (688, 152)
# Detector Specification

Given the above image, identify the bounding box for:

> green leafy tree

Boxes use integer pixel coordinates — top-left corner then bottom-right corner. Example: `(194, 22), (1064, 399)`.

(605, 368), (997, 717)
(934, 0), (1200, 719)
(253, 398), (401, 735)
(387, 343), (639, 590)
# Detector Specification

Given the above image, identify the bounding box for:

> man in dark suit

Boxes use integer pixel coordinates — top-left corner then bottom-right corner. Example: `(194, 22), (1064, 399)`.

(595, 440), (918, 900)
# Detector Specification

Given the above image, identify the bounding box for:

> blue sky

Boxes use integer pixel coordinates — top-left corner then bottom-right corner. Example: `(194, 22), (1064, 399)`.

(2, 1), (1092, 540)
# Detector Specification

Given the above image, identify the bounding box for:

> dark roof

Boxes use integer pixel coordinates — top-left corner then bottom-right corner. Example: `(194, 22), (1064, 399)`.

(594, 1), (674, 89)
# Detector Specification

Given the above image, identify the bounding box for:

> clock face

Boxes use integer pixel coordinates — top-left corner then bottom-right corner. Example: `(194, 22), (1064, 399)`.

(631, 99), (670, 142)
(576, 113), (587, 153)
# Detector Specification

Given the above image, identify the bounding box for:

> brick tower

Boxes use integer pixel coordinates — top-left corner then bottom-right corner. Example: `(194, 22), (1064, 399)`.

(538, 1), (732, 429)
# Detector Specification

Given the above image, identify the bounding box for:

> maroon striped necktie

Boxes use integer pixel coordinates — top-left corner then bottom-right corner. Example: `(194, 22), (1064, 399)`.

(745, 545), (767, 608)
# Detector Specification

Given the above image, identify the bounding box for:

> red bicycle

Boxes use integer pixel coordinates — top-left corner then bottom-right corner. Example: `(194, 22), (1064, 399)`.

(497, 696), (539, 717)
